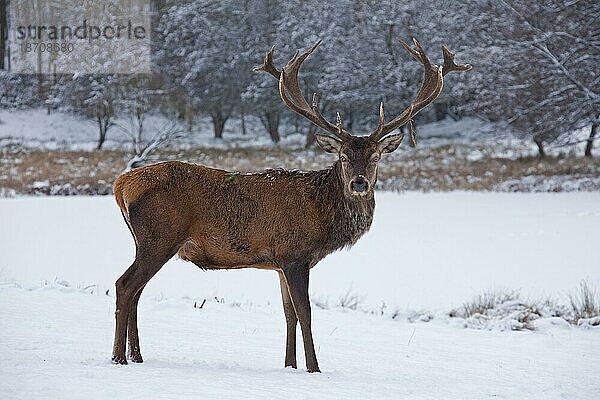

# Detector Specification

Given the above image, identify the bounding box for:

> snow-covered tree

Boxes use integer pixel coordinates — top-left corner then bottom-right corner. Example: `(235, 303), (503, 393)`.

(55, 74), (121, 149)
(157, 0), (253, 138)
(455, 0), (600, 156)
(3, 0), (597, 154)
(0, 72), (40, 108)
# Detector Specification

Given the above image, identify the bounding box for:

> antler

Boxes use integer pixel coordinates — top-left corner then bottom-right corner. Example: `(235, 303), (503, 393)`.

(254, 41), (352, 141)
(369, 38), (472, 145)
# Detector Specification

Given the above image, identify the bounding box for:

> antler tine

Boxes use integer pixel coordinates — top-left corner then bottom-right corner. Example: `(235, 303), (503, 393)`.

(370, 38), (470, 143)
(441, 45), (472, 76)
(378, 102), (385, 128)
(253, 46), (280, 79)
(371, 101), (388, 138)
(370, 38), (442, 142)
(256, 41), (352, 141)
(400, 39), (421, 63)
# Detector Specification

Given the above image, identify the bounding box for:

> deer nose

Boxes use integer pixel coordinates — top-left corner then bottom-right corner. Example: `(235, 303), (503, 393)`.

(351, 176), (368, 193)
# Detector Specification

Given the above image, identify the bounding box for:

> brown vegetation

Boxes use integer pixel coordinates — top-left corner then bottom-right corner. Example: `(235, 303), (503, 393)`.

(2, 145), (599, 196)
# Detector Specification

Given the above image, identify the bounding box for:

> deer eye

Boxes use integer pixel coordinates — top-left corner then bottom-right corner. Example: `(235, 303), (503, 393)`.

(340, 154), (349, 162)
(370, 154), (380, 162)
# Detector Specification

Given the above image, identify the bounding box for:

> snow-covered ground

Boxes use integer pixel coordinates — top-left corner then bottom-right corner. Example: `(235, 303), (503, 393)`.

(2, 282), (599, 400)
(1, 108), (492, 147)
(0, 108), (306, 150)
(1, 192), (599, 398)
(5, 107), (588, 155)
(1, 193), (599, 309)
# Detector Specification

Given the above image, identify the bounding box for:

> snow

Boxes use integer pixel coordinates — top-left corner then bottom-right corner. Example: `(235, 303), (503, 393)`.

(2, 108), (596, 158)
(0, 108), (305, 151)
(1, 193), (599, 310)
(1, 192), (599, 398)
(0, 109), (100, 150)
(1, 281), (599, 399)
(0, 108), (523, 151)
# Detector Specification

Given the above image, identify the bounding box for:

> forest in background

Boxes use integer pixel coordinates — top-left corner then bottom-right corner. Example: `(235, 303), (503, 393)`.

(0, 0), (598, 157)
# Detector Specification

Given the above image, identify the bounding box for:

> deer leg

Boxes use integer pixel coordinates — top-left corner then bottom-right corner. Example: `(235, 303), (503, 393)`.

(282, 264), (320, 373)
(278, 271), (298, 368)
(112, 261), (139, 365)
(112, 247), (176, 365)
(127, 284), (146, 363)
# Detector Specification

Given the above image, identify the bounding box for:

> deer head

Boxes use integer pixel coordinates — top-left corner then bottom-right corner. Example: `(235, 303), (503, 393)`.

(255, 38), (471, 196)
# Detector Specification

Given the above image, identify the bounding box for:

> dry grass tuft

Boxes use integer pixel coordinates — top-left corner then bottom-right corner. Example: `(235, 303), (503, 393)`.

(569, 280), (600, 325)
(337, 290), (362, 310)
(448, 281), (600, 330)
(449, 290), (520, 319)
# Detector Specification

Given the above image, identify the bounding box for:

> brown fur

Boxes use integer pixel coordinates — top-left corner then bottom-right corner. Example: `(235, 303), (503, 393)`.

(114, 162), (177, 216)
(114, 161), (373, 270)
(111, 157), (378, 372)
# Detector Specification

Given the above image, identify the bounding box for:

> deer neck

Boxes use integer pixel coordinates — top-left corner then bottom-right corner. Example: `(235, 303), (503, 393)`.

(318, 161), (375, 250)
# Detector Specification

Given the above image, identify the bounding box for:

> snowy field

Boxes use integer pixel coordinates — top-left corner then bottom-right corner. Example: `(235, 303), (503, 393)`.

(2, 108), (596, 155)
(1, 192), (599, 399)
(0, 108), (536, 152)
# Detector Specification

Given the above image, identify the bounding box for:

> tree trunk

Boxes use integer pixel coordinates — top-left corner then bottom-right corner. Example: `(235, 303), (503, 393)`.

(584, 122), (597, 158)
(176, 101), (185, 120)
(305, 126), (317, 148)
(95, 103), (112, 150)
(385, 23), (395, 59)
(186, 105), (194, 132)
(260, 110), (280, 143)
(97, 115), (107, 150)
(240, 108), (247, 136)
(434, 103), (448, 121)
(211, 111), (227, 139)
(0, 0), (6, 70)
(345, 109), (354, 132)
(533, 136), (545, 158)
(294, 116), (300, 134)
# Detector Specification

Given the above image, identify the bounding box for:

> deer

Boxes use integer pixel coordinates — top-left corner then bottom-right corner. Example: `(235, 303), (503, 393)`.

(111, 38), (471, 372)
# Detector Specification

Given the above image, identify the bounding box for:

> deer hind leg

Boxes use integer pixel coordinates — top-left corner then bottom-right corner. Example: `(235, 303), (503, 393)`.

(127, 284), (146, 363)
(278, 271), (298, 369)
(112, 262), (138, 365)
(112, 248), (175, 365)
(282, 263), (320, 373)
(112, 198), (185, 365)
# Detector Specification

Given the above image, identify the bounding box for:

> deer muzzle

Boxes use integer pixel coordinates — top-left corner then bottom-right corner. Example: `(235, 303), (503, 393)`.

(350, 176), (368, 195)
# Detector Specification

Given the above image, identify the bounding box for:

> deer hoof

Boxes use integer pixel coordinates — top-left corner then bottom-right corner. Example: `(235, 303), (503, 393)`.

(129, 354), (144, 363)
(111, 355), (128, 365)
(307, 367), (321, 373)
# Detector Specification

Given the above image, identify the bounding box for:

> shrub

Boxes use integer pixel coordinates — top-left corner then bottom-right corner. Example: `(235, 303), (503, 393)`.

(449, 290), (520, 319)
(337, 290), (362, 310)
(569, 280), (600, 326)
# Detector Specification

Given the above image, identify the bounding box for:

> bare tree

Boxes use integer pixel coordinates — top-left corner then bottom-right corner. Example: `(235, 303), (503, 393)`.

(123, 121), (184, 171)
(456, 0), (600, 156)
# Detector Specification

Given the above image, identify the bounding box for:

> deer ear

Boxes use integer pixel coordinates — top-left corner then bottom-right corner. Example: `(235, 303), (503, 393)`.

(315, 134), (342, 154)
(377, 133), (405, 154)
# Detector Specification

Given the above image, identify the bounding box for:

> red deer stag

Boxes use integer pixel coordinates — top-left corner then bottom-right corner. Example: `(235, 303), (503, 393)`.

(111, 38), (471, 372)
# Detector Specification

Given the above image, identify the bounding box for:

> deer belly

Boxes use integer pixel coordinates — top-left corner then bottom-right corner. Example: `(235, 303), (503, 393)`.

(177, 239), (277, 271)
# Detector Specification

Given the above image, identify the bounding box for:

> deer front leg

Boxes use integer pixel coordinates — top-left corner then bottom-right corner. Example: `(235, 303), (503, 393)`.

(278, 271), (298, 368)
(282, 264), (320, 373)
